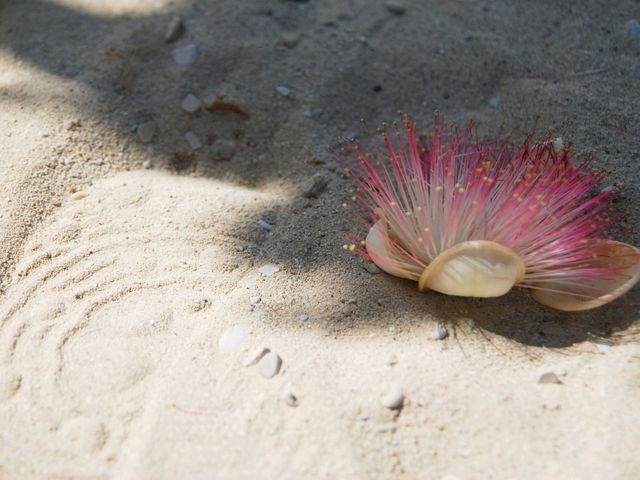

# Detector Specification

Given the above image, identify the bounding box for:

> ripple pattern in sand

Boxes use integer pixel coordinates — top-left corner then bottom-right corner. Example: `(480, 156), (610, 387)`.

(0, 170), (275, 476)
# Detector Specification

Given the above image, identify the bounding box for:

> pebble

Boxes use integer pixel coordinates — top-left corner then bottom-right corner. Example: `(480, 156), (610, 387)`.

(299, 314), (309, 322)
(363, 262), (381, 274)
(181, 94), (202, 113)
(380, 384), (404, 409)
(277, 32), (300, 48)
(594, 343), (612, 354)
(538, 371), (562, 385)
(385, 0), (406, 14)
(243, 346), (270, 367)
(218, 325), (247, 353)
(357, 411), (370, 422)
(431, 322), (449, 340)
(374, 422), (398, 433)
(276, 85), (290, 97)
(301, 174), (328, 198)
(142, 159), (152, 169)
(70, 191), (88, 201)
(282, 389), (298, 407)
(258, 352), (282, 378)
(184, 131), (202, 151)
(136, 121), (156, 144)
(387, 353), (398, 366)
(259, 264), (280, 276)
(172, 44), (198, 66)
(165, 16), (185, 42)
(489, 95), (501, 108)
(552, 137), (564, 151)
(63, 117), (81, 131)
(258, 219), (273, 232)
(625, 19), (640, 37)
(210, 138), (236, 161)
(250, 296), (262, 306)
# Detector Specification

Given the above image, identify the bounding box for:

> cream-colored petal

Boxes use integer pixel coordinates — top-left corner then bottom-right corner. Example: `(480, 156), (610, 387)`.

(418, 241), (525, 297)
(366, 221), (423, 281)
(531, 240), (640, 311)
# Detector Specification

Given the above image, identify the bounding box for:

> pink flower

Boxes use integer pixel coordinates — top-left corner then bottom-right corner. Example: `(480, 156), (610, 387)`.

(342, 116), (640, 311)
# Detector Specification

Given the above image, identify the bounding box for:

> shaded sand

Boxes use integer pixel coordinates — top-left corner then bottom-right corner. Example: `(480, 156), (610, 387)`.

(1, 0), (640, 478)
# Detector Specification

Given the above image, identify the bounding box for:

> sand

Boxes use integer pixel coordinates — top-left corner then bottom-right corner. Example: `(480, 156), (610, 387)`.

(1, 1), (639, 479)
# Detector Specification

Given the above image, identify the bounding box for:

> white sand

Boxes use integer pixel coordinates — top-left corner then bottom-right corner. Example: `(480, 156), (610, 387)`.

(1, 0), (639, 478)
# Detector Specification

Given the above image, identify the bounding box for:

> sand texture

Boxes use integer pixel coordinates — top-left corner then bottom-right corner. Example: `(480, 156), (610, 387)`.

(1, 1), (639, 479)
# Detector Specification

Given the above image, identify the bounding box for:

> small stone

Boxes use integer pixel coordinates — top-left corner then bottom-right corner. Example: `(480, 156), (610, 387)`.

(70, 191), (88, 200)
(463, 317), (476, 329)
(301, 174), (328, 198)
(380, 384), (404, 409)
(63, 118), (80, 131)
(137, 121), (156, 144)
(625, 19), (640, 37)
(489, 95), (501, 108)
(243, 346), (270, 367)
(538, 371), (562, 385)
(282, 389), (298, 407)
(387, 353), (398, 366)
(374, 422), (398, 433)
(363, 262), (381, 274)
(181, 94), (202, 113)
(431, 322), (449, 340)
(184, 131), (202, 151)
(299, 314), (309, 322)
(277, 32), (300, 48)
(165, 16), (185, 42)
(385, 0), (406, 15)
(276, 85), (290, 97)
(357, 411), (370, 422)
(258, 219), (273, 232)
(259, 264), (280, 276)
(258, 352), (282, 378)
(218, 325), (247, 353)
(172, 44), (198, 66)
(142, 159), (152, 169)
(594, 343), (612, 354)
(210, 138), (236, 161)
(250, 296), (262, 305)
(552, 137), (564, 151)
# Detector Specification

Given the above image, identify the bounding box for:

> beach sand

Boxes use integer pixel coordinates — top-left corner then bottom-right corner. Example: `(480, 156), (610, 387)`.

(1, 1), (639, 478)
